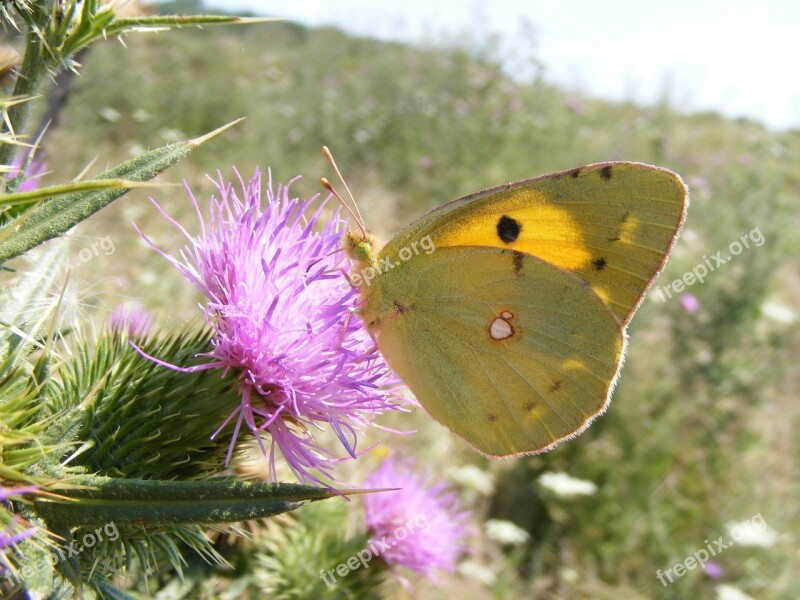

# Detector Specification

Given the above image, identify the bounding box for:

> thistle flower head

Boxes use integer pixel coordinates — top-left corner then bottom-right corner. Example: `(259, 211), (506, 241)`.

(137, 168), (405, 484)
(363, 456), (469, 579)
(110, 303), (153, 339)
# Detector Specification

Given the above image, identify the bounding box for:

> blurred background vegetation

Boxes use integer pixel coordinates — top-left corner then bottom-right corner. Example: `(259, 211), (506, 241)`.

(20, 0), (799, 597)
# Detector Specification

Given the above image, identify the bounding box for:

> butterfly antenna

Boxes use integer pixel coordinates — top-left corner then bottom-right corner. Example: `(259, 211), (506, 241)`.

(320, 177), (365, 238)
(322, 146), (367, 237)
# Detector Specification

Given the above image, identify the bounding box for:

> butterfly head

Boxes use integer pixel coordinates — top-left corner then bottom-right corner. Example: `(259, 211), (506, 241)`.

(343, 228), (380, 271)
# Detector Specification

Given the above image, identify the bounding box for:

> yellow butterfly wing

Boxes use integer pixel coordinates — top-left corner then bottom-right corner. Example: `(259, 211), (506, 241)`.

(351, 161), (686, 456)
(383, 162), (688, 325)
(363, 246), (625, 457)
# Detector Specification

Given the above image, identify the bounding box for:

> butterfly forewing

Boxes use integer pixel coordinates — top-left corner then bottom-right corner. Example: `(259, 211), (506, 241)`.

(383, 162), (688, 325)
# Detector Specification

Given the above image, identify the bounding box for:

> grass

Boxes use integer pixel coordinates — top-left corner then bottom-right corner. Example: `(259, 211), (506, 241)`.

(36, 15), (800, 600)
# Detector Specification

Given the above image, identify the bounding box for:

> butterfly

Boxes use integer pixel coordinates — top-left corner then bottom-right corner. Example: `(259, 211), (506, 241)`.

(327, 154), (688, 457)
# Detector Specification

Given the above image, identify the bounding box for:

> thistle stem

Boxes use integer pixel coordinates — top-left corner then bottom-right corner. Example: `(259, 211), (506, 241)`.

(0, 3), (50, 173)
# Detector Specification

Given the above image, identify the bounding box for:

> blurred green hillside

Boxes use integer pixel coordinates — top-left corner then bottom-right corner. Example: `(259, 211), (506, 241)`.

(39, 13), (799, 600)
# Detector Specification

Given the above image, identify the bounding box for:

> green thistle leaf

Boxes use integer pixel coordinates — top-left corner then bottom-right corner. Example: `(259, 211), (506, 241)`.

(0, 121), (240, 264)
(34, 477), (342, 528)
(0, 179), (156, 211)
(104, 15), (284, 40)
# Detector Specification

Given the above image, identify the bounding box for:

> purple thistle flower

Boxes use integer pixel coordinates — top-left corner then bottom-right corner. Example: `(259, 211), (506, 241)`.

(110, 303), (154, 339)
(680, 292), (701, 313)
(7, 153), (47, 192)
(135, 168), (405, 484)
(363, 456), (469, 580)
(1, 486), (38, 571)
(703, 560), (725, 579)
(564, 95), (585, 114)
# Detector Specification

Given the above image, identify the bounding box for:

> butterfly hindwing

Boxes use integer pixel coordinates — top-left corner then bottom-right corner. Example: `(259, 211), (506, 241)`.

(368, 245), (625, 457)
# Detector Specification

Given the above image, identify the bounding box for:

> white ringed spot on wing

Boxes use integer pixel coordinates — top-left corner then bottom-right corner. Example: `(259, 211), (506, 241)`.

(489, 310), (516, 341)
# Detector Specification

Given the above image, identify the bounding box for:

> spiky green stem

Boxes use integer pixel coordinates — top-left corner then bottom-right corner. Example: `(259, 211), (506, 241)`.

(0, 2), (49, 172)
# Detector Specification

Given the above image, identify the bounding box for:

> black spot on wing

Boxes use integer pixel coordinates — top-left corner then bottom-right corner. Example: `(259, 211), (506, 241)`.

(600, 165), (613, 179)
(487, 413), (499, 423)
(593, 257), (608, 271)
(497, 215), (521, 243)
(549, 380), (562, 394)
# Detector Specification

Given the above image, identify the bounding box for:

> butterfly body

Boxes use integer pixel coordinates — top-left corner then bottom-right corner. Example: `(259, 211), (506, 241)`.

(344, 162), (688, 457)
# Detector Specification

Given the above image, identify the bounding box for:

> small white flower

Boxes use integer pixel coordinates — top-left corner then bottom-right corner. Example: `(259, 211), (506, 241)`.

(353, 129), (371, 144)
(139, 270), (158, 286)
(457, 559), (496, 585)
(560, 567), (579, 584)
(725, 514), (776, 547)
(449, 465), (494, 495)
(132, 109), (151, 123)
(672, 228), (702, 258)
(761, 301), (797, 324)
(485, 519), (529, 546)
(127, 142), (146, 157)
(680, 228), (701, 246)
(715, 584), (755, 600)
(538, 471), (597, 497)
(99, 107), (121, 122)
(158, 128), (185, 143)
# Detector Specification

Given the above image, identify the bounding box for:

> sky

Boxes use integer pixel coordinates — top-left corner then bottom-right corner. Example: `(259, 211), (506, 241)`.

(203, 0), (800, 130)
